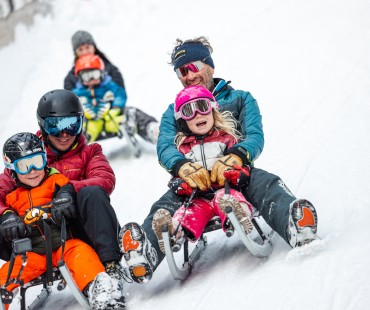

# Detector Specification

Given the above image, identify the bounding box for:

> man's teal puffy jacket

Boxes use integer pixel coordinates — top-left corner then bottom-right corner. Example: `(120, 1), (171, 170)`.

(157, 78), (264, 175)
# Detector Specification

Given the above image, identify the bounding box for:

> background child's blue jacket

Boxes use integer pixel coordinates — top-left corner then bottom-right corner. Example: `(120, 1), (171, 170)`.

(72, 74), (127, 110)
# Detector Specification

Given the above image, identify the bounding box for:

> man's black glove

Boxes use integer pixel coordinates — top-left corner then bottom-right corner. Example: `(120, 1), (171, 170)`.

(51, 184), (77, 226)
(0, 211), (28, 242)
(168, 177), (193, 196)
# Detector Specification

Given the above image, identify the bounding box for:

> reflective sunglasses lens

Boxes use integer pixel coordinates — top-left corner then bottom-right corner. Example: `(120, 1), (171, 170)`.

(15, 154), (46, 174)
(176, 61), (204, 77)
(44, 116), (82, 137)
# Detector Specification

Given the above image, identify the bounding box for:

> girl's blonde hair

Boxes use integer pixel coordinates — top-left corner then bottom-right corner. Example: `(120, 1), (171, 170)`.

(175, 109), (242, 149)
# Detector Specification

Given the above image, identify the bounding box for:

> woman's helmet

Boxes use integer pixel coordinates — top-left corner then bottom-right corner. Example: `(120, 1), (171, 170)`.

(3, 132), (47, 176)
(174, 85), (218, 134)
(37, 89), (84, 149)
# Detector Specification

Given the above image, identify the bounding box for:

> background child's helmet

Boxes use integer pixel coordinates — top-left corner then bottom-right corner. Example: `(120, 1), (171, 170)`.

(174, 85), (217, 135)
(74, 54), (105, 76)
(3, 132), (45, 168)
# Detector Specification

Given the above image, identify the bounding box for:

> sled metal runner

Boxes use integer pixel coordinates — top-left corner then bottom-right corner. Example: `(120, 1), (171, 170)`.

(162, 207), (274, 281)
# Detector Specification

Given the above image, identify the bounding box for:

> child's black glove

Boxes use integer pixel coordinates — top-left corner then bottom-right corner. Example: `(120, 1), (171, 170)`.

(51, 184), (77, 226)
(0, 210), (28, 242)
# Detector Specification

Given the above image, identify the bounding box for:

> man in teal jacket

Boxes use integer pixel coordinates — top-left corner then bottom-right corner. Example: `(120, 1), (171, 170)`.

(120, 37), (318, 284)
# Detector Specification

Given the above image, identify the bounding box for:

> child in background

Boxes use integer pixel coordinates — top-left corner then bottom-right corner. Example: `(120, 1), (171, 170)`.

(152, 86), (254, 252)
(65, 30), (159, 144)
(72, 54), (127, 142)
(0, 132), (124, 310)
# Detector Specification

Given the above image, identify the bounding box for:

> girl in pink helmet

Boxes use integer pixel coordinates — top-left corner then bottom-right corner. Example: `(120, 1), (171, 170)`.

(152, 85), (254, 252)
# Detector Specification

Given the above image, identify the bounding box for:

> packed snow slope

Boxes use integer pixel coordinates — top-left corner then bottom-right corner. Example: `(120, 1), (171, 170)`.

(0, 0), (369, 309)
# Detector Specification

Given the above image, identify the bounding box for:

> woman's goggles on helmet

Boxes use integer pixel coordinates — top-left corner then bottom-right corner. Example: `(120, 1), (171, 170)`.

(79, 69), (103, 83)
(43, 116), (83, 137)
(175, 60), (205, 78)
(6, 153), (47, 175)
(175, 99), (218, 120)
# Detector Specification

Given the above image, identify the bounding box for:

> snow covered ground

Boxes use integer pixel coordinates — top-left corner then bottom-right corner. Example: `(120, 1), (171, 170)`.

(1, 0), (370, 309)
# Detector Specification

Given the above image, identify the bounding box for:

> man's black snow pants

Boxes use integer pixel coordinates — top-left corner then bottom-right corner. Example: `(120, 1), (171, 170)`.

(141, 167), (297, 270)
(72, 186), (122, 263)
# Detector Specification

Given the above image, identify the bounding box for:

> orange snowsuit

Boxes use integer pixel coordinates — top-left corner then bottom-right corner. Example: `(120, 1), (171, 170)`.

(0, 169), (105, 295)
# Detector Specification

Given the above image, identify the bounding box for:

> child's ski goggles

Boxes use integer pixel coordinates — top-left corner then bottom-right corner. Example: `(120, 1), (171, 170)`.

(175, 61), (205, 78)
(43, 116), (83, 137)
(6, 153), (47, 175)
(79, 69), (103, 83)
(175, 99), (219, 120)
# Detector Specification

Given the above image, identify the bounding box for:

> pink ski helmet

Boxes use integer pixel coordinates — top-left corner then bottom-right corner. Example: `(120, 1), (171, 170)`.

(174, 85), (217, 116)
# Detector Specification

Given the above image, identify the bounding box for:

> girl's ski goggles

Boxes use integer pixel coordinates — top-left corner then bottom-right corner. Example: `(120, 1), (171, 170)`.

(175, 99), (219, 120)
(175, 60), (205, 78)
(43, 116), (83, 137)
(79, 69), (103, 83)
(6, 153), (47, 175)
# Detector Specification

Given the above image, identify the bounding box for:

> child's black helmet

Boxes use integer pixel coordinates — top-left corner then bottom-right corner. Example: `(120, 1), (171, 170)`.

(3, 132), (45, 166)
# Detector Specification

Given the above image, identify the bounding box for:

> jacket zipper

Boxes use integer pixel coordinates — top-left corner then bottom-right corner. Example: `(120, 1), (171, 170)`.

(199, 138), (207, 169)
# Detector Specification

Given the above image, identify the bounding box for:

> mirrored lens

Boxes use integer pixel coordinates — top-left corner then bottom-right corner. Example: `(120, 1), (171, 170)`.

(14, 153), (46, 175)
(44, 116), (82, 137)
(176, 61), (204, 78)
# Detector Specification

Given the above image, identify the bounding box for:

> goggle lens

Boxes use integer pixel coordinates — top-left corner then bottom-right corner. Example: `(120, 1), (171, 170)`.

(79, 69), (102, 83)
(175, 61), (204, 78)
(13, 153), (47, 175)
(44, 116), (82, 137)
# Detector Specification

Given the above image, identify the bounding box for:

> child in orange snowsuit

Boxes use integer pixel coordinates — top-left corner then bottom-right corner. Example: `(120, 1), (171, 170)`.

(0, 133), (107, 307)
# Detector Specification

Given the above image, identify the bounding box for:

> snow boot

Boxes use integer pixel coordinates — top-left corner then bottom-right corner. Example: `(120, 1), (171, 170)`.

(119, 222), (158, 283)
(152, 209), (176, 253)
(108, 278), (126, 309)
(87, 272), (114, 310)
(286, 199), (318, 247)
(104, 260), (132, 284)
(123, 107), (138, 136)
(145, 121), (159, 144)
(218, 194), (254, 234)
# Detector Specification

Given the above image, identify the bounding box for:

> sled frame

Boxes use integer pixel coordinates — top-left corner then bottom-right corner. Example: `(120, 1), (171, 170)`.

(163, 209), (274, 281)
(0, 251), (90, 310)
